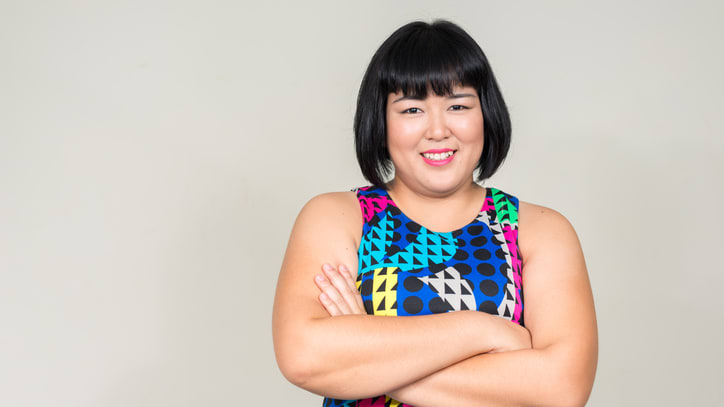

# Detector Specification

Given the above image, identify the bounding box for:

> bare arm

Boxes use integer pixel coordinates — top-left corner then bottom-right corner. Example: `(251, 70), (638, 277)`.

(272, 192), (529, 399)
(386, 203), (598, 406)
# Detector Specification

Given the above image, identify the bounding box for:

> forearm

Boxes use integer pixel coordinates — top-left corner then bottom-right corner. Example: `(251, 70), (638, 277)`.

(279, 311), (512, 399)
(389, 344), (596, 407)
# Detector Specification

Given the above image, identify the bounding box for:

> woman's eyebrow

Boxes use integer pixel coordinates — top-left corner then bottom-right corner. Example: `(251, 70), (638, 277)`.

(448, 93), (476, 99)
(391, 93), (475, 104)
(391, 95), (424, 104)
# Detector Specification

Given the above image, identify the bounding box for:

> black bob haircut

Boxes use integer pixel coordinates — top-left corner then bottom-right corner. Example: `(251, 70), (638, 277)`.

(354, 20), (512, 188)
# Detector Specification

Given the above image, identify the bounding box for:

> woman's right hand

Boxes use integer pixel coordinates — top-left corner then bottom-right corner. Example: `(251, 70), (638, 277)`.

(314, 263), (366, 316)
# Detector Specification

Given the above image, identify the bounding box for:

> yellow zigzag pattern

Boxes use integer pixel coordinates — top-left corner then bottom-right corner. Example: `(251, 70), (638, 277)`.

(372, 267), (397, 316)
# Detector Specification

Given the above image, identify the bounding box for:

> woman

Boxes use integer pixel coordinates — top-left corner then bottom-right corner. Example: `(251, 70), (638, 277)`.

(273, 20), (597, 407)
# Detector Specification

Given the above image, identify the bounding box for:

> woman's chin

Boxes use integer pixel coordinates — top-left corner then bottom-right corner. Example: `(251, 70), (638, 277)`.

(417, 177), (474, 197)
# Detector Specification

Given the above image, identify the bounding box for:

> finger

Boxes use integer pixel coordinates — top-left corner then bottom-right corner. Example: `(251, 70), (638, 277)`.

(339, 264), (365, 312)
(321, 265), (355, 312)
(323, 264), (360, 314)
(331, 264), (365, 315)
(340, 263), (357, 282)
(338, 264), (359, 294)
(319, 292), (341, 316)
(315, 272), (353, 314)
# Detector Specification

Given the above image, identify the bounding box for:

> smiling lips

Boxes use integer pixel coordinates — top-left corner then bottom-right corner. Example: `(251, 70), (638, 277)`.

(420, 149), (456, 166)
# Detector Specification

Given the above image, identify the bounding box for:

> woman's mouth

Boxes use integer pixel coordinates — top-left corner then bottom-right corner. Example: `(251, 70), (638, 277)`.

(420, 150), (456, 166)
(422, 151), (454, 160)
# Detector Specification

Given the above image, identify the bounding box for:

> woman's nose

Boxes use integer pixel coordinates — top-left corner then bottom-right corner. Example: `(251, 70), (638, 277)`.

(426, 110), (449, 140)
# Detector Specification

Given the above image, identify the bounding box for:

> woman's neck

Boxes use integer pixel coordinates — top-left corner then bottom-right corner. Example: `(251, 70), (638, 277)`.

(385, 178), (486, 233)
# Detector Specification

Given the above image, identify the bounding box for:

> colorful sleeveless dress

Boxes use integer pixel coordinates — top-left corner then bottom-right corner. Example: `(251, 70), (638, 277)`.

(322, 185), (524, 407)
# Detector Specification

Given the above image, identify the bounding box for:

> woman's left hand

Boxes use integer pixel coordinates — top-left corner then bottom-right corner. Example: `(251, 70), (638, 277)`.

(314, 263), (366, 316)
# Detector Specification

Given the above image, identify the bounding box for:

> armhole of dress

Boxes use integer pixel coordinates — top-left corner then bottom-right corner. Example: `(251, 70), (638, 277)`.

(490, 188), (525, 325)
(511, 194), (522, 264)
(510, 193), (524, 326)
(351, 186), (370, 241)
(350, 186), (364, 219)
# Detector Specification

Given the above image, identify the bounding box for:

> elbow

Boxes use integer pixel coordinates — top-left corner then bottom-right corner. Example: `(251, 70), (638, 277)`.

(543, 360), (596, 407)
(536, 339), (597, 407)
(274, 334), (318, 389)
(558, 387), (593, 407)
(274, 325), (336, 392)
(552, 384), (592, 407)
(274, 329), (359, 399)
(277, 353), (313, 389)
(535, 375), (591, 407)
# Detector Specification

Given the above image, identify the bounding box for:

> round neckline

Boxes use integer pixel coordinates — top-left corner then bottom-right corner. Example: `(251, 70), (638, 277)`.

(380, 186), (490, 234)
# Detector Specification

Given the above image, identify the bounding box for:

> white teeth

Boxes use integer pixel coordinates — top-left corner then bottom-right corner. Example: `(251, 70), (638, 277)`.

(423, 151), (454, 160)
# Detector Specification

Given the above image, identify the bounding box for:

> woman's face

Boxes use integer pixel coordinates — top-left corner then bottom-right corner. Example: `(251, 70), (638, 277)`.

(385, 85), (484, 196)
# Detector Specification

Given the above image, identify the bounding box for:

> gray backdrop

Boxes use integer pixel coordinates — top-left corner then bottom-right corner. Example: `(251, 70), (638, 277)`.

(1, 1), (723, 405)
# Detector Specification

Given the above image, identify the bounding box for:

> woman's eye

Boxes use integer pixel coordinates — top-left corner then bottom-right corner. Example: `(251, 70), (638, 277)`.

(402, 107), (422, 114)
(450, 105), (469, 111)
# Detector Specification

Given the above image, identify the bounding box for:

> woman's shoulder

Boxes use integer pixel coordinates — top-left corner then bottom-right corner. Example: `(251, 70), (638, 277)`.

(518, 200), (574, 232)
(295, 189), (363, 237)
(301, 185), (384, 214)
(517, 199), (581, 260)
(301, 190), (360, 216)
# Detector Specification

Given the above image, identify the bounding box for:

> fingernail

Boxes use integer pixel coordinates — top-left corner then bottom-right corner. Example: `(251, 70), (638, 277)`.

(322, 263), (333, 272)
(315, 274), (325, 282)
(339, 264), (348, 272)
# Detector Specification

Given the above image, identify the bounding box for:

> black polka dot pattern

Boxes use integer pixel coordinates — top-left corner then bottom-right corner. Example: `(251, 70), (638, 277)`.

(471, 236), (487, 246)
(403, 276), (423, 292)
(477, 262), (495, 276)
(454, 263), (472, 275)
(467, 225), (483, 236)
(453, 249), (469, 261)
(480, 279), (499, 297)
(474, 248), (491, 260)
(403, 296), (423, 314)
(429, 297), (452, 313)
(478, 300), (498, 314)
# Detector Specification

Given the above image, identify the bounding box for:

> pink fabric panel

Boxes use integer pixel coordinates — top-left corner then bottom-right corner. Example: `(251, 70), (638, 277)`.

(358, 396), (386, 406)
(481, 196), (495, 212)
(358, 194), (396, 222)
(357, 396), (412, 406)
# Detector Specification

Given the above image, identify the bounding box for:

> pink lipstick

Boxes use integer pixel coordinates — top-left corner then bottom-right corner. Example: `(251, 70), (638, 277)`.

(420, 149), (456, 166)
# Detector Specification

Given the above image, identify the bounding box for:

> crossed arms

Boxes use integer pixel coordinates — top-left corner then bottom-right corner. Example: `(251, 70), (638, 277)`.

(272, 192), (598, 406)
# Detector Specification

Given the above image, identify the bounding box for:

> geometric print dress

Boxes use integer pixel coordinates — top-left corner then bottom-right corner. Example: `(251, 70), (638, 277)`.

(322, 185), (524, 407)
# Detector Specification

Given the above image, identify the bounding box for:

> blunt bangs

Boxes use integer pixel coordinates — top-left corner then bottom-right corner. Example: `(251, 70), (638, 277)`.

(354, 20), (512, 188)
(378, 26), (484, 99)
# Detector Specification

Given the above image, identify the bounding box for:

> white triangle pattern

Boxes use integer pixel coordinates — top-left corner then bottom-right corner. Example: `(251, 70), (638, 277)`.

(475, 211), (516, 321)
(418, 266), (476, 311)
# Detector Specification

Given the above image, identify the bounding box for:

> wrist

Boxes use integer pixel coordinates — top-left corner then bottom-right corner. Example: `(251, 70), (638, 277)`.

(468, 311), (510, 354)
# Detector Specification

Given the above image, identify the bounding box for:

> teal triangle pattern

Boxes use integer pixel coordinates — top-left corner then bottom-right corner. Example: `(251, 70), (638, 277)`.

(385, 227), (456, 271)
(359, 217), (457, 274)
(358, 211), (395, 273)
